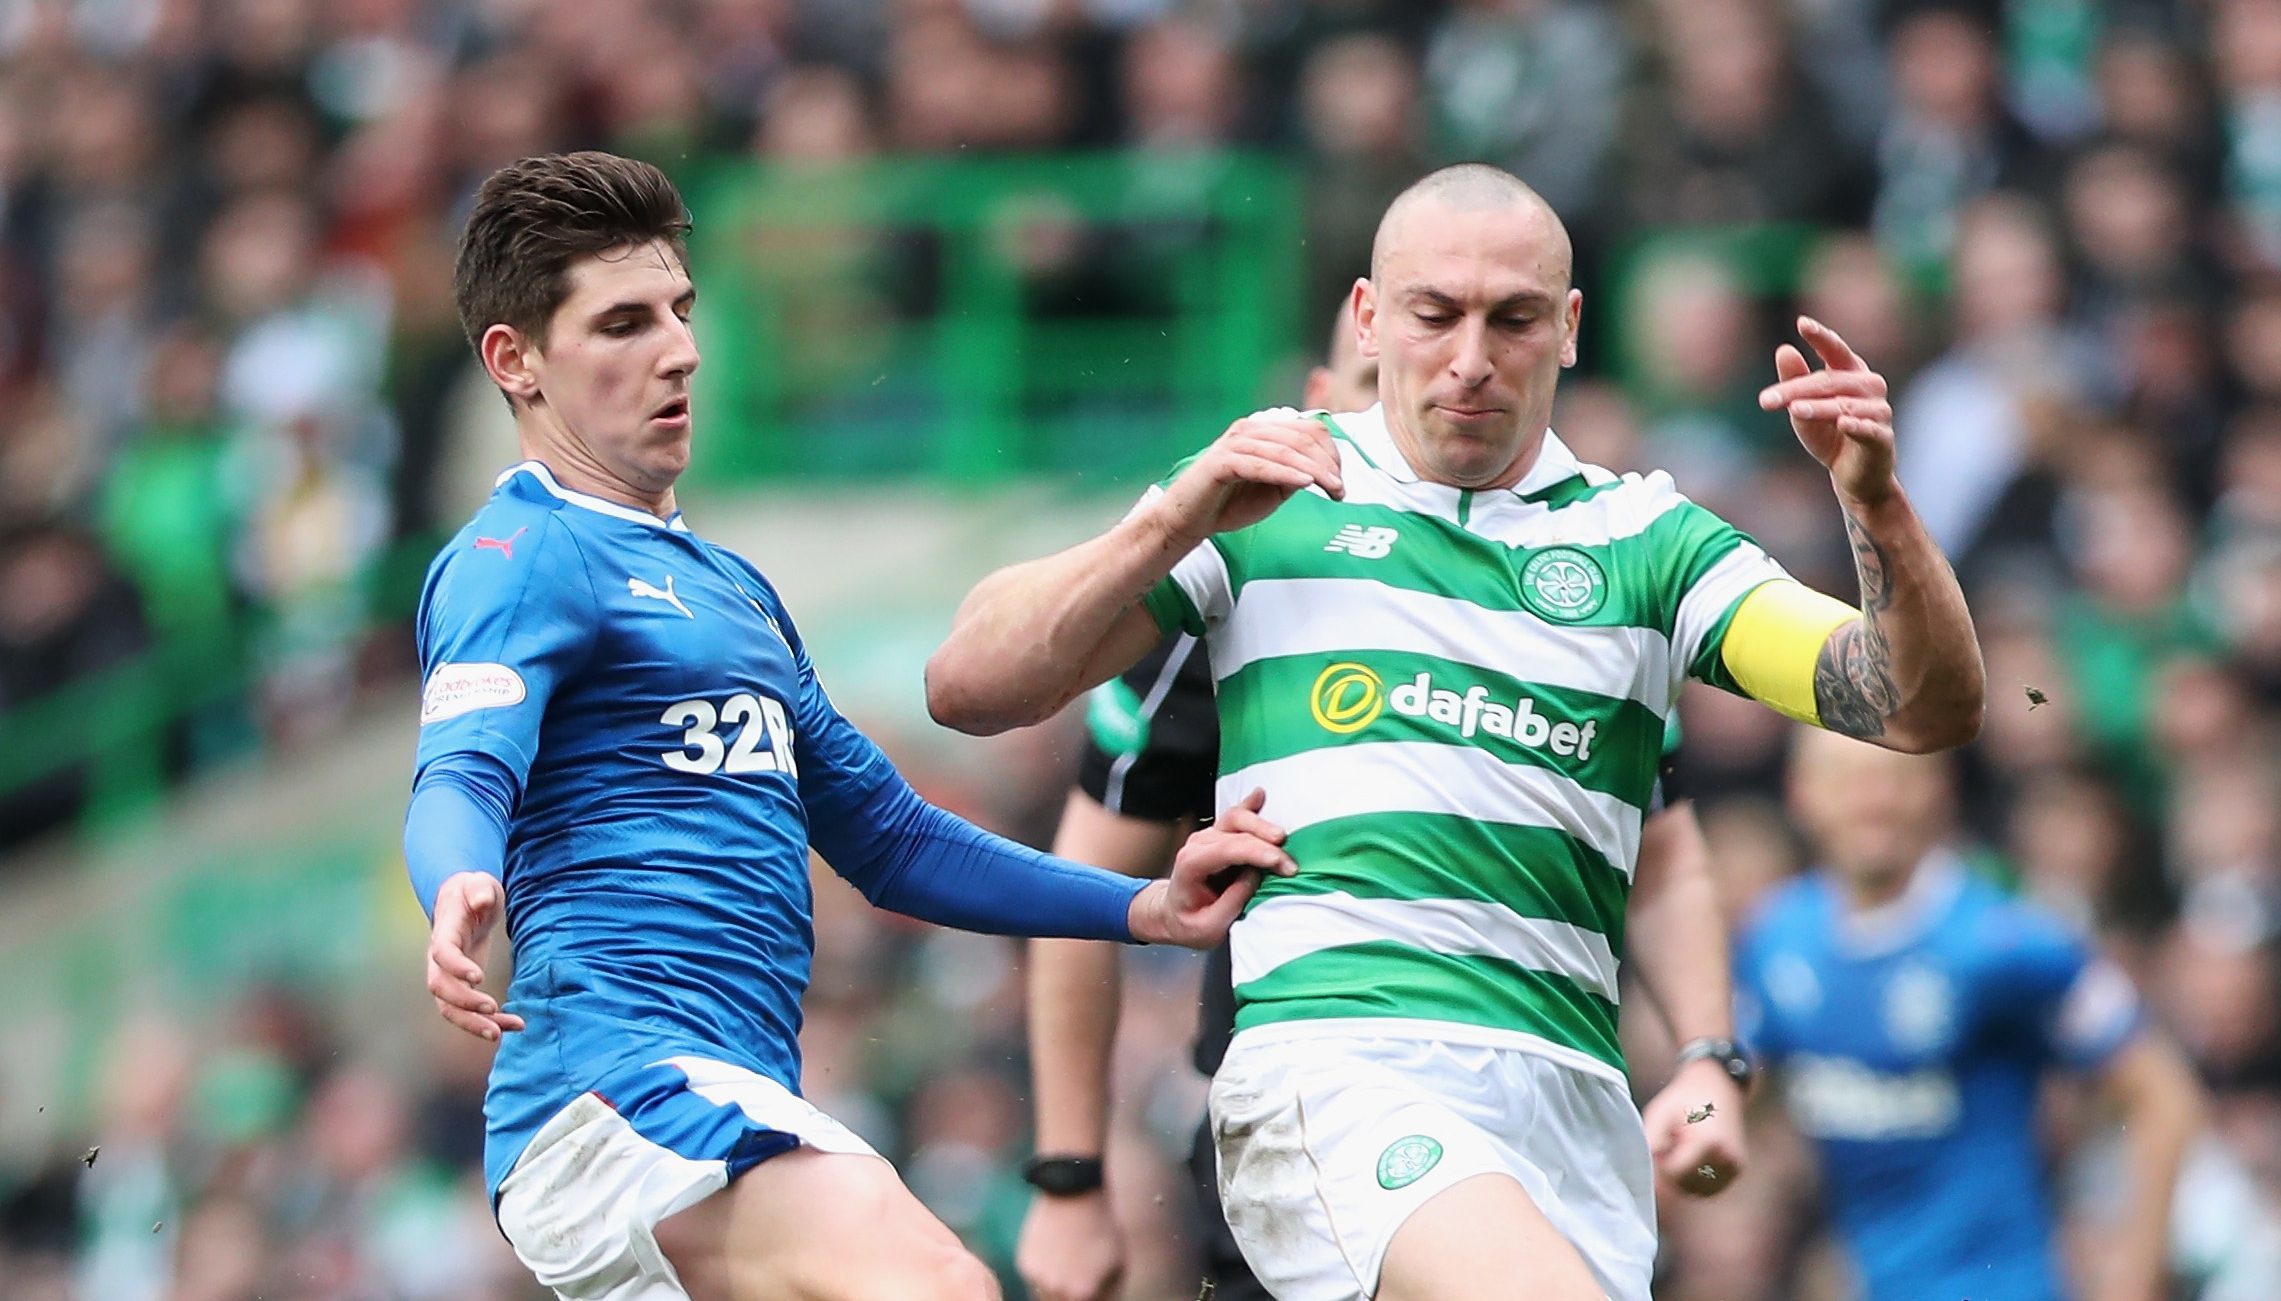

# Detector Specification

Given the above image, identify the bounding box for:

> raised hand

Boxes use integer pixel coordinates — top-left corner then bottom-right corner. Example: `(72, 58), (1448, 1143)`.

(1126, 788), (1297, 948)
(427, 871), (524, 1041)
(1152, 410), (1345, 548)
(1758, 317), (1898, 507)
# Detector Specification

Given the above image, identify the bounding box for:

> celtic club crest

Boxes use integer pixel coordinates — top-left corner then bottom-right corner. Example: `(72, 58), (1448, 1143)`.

(1519, 547), (1608, 622)
(1375, 1134), (1444, 1190)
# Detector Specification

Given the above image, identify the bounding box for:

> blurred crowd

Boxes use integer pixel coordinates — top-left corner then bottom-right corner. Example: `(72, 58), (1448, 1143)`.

(1, 0), (2280, 1296)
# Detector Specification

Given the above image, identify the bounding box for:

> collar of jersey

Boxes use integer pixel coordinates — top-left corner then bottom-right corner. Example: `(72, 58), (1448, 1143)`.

(497, 460), (690, 531)
(1831, 849), (1968, 957)
(1333, 404), (1583, 496)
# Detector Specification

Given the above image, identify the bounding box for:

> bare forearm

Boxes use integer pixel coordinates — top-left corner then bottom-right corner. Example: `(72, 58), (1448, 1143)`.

(1030, 798), (1188, 1153)
(927, 507), (1186, 734)
(1626, 809), (1733, 1045)
(1029, 939), (1124, 1154)
(1813, 488), (1983, 752)
(2103, 1043), (2203, 1300)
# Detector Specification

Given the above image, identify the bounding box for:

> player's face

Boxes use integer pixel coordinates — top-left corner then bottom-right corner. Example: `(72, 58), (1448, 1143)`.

(530, 240), (700, 497)
(1790, 732), (1952, 884)
(1358, 203), (1580, 489)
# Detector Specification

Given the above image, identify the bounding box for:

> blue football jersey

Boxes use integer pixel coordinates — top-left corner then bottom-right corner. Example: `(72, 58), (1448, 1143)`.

(1735, 855), (2143, 1301)
(412, 463), (924, 1193)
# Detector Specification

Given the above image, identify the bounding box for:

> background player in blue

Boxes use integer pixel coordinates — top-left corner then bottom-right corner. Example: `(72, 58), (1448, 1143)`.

(1736, 729), (2205, 1301)
(1016, 303), (1751, 1301)
(400, 152), (1296, 1301)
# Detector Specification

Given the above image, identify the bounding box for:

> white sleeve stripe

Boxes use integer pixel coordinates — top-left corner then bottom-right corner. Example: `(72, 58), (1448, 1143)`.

(1672, 543), (1788, 689)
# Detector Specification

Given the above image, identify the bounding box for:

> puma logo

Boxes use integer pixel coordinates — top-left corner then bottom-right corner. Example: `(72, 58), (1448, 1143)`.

(629, 575), (694, 619)
(474, 526), (527, 559)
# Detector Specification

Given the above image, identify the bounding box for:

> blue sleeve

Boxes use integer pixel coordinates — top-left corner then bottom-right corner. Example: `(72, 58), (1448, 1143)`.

(404, 512), (597, 915)
(1982, 905), (2144, 1070)
(402, 756), (514, 918)
(815, 771), (1145, 939)
(751, 575), (1144, 940)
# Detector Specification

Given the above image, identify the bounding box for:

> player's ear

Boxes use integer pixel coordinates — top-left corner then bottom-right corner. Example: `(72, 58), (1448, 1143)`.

(1352, 278), (1379, 359)
(480, 323), (543, 405)
(1560, 288), (1583, 369)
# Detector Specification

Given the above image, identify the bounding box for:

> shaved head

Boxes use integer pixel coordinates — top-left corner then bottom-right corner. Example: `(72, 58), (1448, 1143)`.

(1354, 163), (1583, 489)
(1370, 165), (1573, 287)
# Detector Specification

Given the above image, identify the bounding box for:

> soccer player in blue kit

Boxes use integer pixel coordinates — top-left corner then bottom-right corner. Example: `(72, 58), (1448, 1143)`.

(1736, 729), (2205, 1301)
(400, 152), (1296, 1301)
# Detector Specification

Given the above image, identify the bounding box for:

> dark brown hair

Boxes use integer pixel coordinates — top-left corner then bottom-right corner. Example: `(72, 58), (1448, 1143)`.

(452, 151), (692, 359)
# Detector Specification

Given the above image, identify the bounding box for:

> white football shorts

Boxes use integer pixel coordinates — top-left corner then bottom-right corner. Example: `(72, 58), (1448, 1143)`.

(1207, 1025), (1655, 1301)
(493, 1055), (881, 1300)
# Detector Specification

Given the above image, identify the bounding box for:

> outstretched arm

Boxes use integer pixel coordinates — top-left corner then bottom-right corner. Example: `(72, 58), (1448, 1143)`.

(819, 776), (1291, 948)
(1757, 317), (1983, 752)
(927, 413), (1341, 735)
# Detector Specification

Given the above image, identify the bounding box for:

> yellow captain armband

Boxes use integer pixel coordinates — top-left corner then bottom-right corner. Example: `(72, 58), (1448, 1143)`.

(1717, 581), (1861, 727)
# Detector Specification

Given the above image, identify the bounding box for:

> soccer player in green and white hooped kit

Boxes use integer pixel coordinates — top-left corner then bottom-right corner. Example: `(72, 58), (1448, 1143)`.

(928, 164), (1985, 1301)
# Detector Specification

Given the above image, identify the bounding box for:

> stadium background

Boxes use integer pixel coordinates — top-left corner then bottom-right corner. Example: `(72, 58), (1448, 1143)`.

(0, 0), (2278, 1296)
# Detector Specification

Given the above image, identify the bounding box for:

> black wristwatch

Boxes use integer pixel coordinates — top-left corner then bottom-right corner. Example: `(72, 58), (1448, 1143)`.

(1021, 1154), (1106, 1197)
(1674, 1037), (1755, 1091)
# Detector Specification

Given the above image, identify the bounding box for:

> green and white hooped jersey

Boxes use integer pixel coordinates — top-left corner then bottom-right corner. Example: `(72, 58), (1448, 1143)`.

(1141, 406), (1789, 1083)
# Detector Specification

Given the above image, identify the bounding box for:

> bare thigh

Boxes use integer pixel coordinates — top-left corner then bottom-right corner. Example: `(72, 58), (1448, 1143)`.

(1375, 1172), (1606, 1301)
(654, 1148), (1001, 1301)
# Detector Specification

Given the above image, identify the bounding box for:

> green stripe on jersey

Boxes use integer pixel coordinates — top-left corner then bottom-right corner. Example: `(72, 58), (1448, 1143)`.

(1233, 941), (1623, 1070)
(1520, 476), (1629, 509)
(1144, 572), (1203, 638)
(1217, 650), (1664, 808)
(1258, 811), (1630, 949)
(1687, 579), (1767, 694)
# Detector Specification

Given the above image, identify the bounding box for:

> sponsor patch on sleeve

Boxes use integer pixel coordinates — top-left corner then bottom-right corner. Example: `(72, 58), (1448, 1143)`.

(420, 662), (527, 724)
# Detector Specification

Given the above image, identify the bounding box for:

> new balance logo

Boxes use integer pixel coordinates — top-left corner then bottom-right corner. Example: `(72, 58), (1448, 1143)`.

(1324, 524), (1399, 558)
(629, 575), (694, 619)
(474, 526), (527, 560)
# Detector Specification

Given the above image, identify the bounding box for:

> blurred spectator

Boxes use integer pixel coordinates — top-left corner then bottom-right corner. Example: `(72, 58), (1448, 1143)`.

(2097, 27), (2219, 204)
(1875, 6), (2049, 286)
(1420, 0), (1627, 223)
(98, 326), (244, 661)
(0, 520), (151, 844)
(2219, 0), (2281, 270)
(1620, 0), (1863, 233)
(1896, 192), (2098, 566)
(1795, 230), (1925, 394)
(1296, 31), (1423, 324)
(1622, 247), (1772, 499)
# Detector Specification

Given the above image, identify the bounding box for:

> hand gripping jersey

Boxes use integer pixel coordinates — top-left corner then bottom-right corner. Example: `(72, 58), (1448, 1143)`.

(1140, 406), (1788, 1081)
(1735, 856), (2144, 1301)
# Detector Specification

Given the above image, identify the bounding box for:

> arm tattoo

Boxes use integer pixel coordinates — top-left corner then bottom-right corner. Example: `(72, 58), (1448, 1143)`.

(1813, 512), (1901, 738)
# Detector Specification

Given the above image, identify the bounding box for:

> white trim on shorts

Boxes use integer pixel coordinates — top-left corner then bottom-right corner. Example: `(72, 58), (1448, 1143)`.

(495, 1058), (881, 1301)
